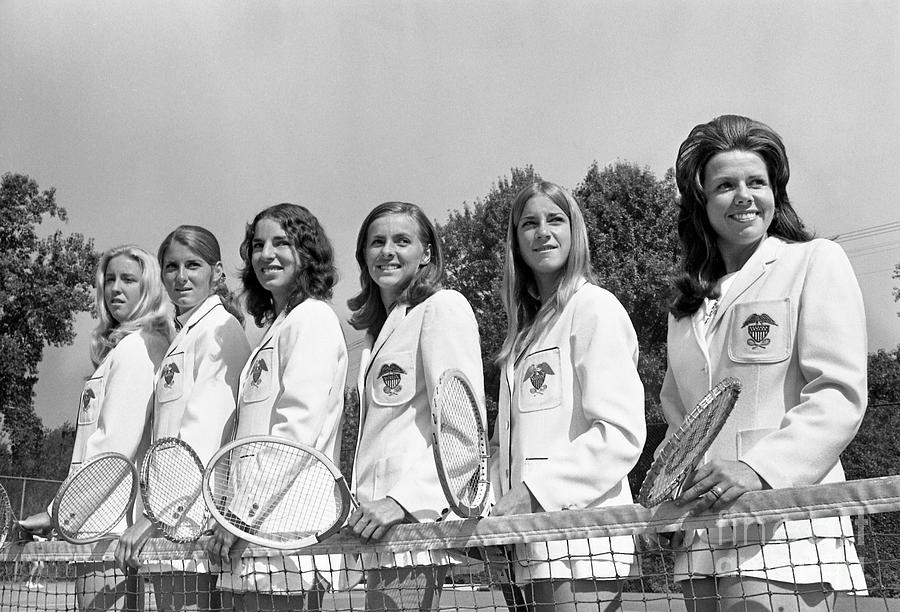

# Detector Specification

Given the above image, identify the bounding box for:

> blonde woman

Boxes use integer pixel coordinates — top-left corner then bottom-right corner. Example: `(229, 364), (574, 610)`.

(20, 244), (172, 611)
(490, 182), (646, 612)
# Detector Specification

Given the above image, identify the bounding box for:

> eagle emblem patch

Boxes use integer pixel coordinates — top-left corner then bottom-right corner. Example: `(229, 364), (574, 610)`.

(378, 363), (406, 396)
(81, 388), (95, 412)
(524, 362), (555, 395)
(742, 313), (778, 350)
(250, 358), (269, 386)
(161, 362), (180, 387)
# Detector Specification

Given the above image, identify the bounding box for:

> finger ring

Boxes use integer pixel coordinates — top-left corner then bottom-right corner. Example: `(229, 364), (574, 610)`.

(710, 485), (724, 498)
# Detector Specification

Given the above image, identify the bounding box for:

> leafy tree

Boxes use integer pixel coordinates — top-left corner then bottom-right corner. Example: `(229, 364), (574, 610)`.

(439, 166), (540, 433)
(0, 173), (98, 475)
(574, 162), (680, 424)
(844, 347), (900, 480)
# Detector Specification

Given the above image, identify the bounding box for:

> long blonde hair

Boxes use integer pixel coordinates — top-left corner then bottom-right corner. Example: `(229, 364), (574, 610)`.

(90, 245), (174, 366)
(496, 181), (595, 365)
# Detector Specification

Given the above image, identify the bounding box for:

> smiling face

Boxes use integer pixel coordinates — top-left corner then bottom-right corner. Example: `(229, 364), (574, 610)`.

(516, 195), (572, 300)
(250, 217), (300, 312)
(363, 213), (431, 309)
(702, 149), (776, 272)
(161, 241), (220, 317)
(104, 254), (143, 324)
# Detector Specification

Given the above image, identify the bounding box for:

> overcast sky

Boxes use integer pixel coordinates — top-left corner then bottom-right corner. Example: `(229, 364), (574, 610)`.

(2, 1), (898, 428)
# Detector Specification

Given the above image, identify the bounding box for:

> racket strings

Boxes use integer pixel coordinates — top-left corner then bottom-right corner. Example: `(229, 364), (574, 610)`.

(0, 485), (13, 546)
(143, 443), (206, 541)
(640, 380), (742, 506)
(210, 441), (346, 545)
(57, 458), (133, 541)
(436, 377), (487, 506)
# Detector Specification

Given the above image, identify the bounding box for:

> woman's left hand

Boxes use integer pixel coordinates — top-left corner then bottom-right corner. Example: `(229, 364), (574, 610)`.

(676, 459), (765, 513)
(346, 497), (406, 542)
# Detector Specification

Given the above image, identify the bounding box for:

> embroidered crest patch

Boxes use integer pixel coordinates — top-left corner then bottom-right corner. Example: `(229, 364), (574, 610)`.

(741, 313), (778, 350)
(161, 362), (180, 388)
(377, 363), (406, 396)
(250, 358), (269, 386)
(524, 362), (555, 395)
(81, 388), (95, 412)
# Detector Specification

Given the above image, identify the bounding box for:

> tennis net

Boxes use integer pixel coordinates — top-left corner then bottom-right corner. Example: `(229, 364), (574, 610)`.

(1, 475), (898, 611)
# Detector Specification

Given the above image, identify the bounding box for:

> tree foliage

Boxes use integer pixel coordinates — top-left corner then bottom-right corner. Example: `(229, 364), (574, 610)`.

(0, 173), (98, 475)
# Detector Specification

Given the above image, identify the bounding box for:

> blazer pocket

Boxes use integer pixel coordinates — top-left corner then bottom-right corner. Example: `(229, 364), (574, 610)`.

(736, 427), (778, 459)
(241, 347), (274, 404)
(77, 377), (103, 425)
(728, 299), (792, 364)
(369, 352), (415, 408)
(517, 347), (562, 413)
(155, 352), (185, 404)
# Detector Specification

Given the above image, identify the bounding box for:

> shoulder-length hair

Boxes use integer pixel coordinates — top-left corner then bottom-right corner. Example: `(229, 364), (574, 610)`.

(496, 181), (595, 366)
(239, 203), (337, 327)
(672, 114), (812, 318)
(90, 245), (174, 366)
(348, 202), (444, 337)
(158, 225), (245, 326)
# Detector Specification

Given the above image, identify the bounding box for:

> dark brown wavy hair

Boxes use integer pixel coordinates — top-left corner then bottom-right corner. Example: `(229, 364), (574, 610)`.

(672, 114), (812, 318)
(240, 203), (337, 327)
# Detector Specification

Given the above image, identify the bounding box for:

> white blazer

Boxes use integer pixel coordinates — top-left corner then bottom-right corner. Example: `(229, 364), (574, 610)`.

(490, 282), (645, 581)
(353, 289), (485, 522)
(220, 298), (349, 593)
(153, 296), (250, 464)
(660, 236), (867, 589)
(72, 330), (167, 470)
(660, 237), (867, 488)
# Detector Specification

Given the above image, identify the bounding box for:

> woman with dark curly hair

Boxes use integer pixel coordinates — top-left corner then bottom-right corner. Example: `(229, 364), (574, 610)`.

(205, 203), (349, 612)
(346, 201), (484, 612)
(662, 115), (867, 611)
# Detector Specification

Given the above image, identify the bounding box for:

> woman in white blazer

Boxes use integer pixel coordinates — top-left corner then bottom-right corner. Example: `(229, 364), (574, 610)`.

(490, 181), (646, 612)
(114, 226), (250, 611)
(346, 201), (485, 612)
(19, 244), (173, 611)
(663, 115), (867, 611)
(204, 204), (348, 612)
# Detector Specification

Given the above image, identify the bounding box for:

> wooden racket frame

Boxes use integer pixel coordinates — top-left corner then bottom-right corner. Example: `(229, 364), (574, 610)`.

(51, 451), (138, 544)
(431, 368), (490, 519)
(140, 436), (208, 543)
(202, 435), (356, 550)
(0, 483), (15, 548)
(638, 377), (742, 508)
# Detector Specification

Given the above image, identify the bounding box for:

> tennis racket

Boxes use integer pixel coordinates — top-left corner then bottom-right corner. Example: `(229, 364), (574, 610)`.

(52, 452), (138, 544)
(140, 437), (209, 543)
(431, 369), (490, 519)
(203, 436), (356, 549)
(638, 377), (742, 508)
(0, 483), (16, 547)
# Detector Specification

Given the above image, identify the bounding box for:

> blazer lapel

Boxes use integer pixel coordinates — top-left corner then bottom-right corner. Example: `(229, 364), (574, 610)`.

(708, 236), (782, 331)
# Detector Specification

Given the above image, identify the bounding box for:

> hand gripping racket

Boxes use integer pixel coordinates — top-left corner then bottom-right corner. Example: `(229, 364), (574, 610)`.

(140, 437), (208, 542)
(52, 452), (138, 544)
(638, 377), (742, 507)
(431, 369), (490, 519)
(203, 436), (356, 549)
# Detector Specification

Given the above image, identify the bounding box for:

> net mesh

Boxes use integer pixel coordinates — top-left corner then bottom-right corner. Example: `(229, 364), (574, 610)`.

(2, 475), (899, 611)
